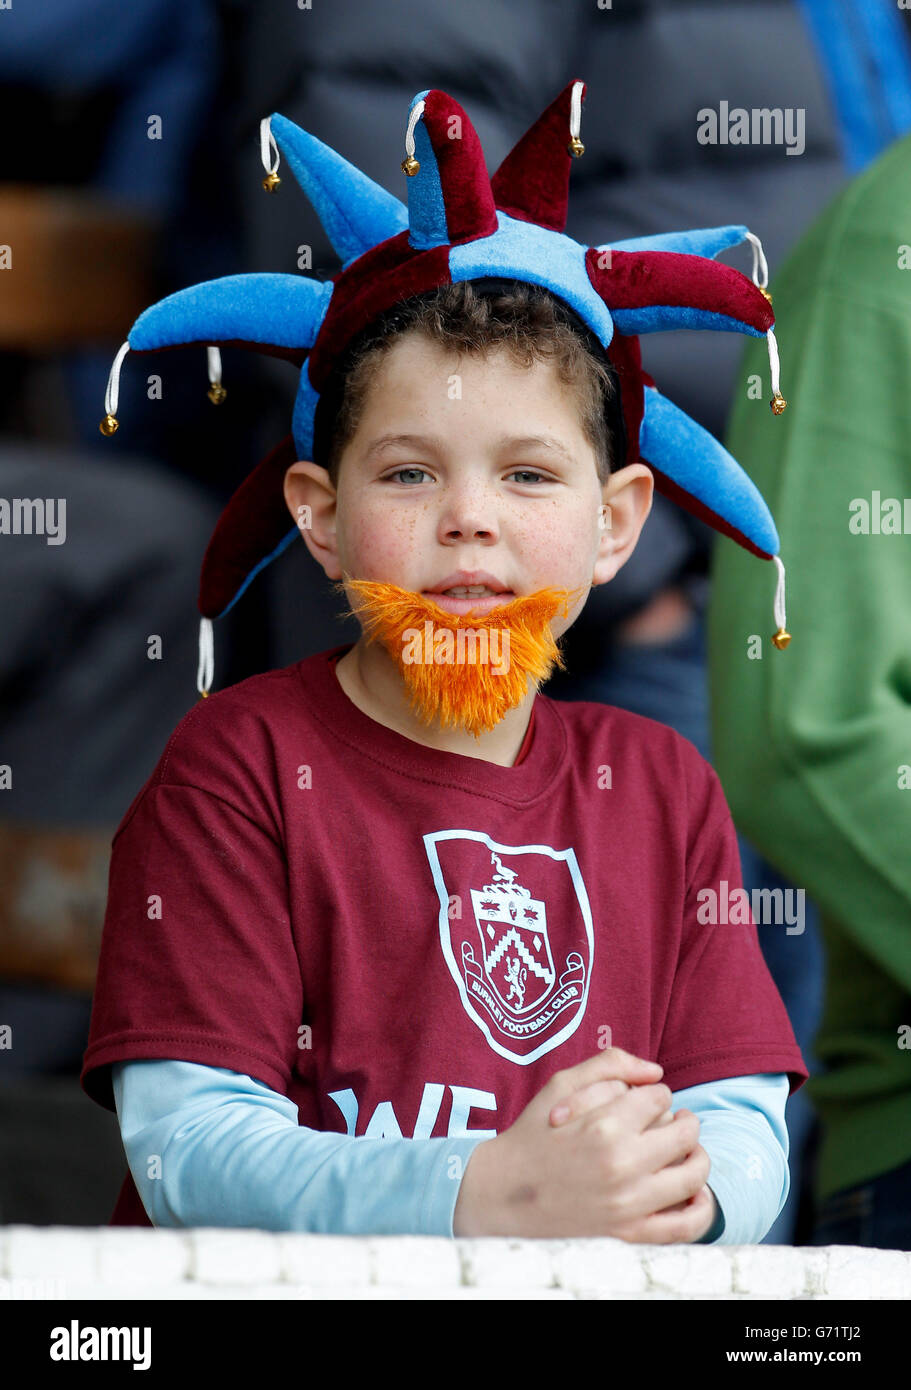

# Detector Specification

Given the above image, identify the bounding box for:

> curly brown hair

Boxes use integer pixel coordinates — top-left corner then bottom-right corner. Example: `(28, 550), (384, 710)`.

(321, 280), (619, 488)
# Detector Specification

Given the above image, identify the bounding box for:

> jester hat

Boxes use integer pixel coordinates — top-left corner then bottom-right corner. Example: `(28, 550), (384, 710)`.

(99, 80), (791, 696)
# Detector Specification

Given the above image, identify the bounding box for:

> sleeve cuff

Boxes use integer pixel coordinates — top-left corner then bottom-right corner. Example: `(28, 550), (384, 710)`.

(695, 1185), (726, 1243)
(420, 1135), (493, 1236)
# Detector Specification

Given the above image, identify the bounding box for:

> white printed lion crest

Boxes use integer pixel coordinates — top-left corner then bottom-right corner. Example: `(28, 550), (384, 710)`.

(424, 831), (593, 1065)
(470, 852), (555, 1015)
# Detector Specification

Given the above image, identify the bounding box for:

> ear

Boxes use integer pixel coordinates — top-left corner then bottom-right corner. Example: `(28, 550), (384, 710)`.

(591, 463), (654, 587)
(283, 460), (342, 580)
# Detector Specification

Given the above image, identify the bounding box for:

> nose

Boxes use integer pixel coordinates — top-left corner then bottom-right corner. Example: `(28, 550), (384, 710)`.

(437, 480), (500, 544)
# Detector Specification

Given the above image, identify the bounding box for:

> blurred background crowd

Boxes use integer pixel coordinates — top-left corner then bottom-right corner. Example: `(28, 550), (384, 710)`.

(2, 0), (910, 1246)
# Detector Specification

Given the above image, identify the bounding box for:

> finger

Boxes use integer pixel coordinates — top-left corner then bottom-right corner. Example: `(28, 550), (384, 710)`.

(640, 1106), (695, 1164)
(576, 1081), (674, 1135)
(638, 1113), (703, 1173)
(659, 1183), (711, 1217)
(651, 1107), (697, 1160)
(547, 1050), (663, 1120)
(550, 1073), (688, 1129)
(617, 1186), (715, 1245)
(548, 1078), (629, 1126)
(603, 1156), (710, 1236)
(609, 1151), (711, 1236)
(640, 1144), (712, 1209)
(573, 1087), (698, 1171)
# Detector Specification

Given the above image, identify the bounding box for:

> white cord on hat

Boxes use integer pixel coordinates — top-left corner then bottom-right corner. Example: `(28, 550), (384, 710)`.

(570, 81), (584, 142)
(770, 554), (791, 648)
(567, 80), (585, 156)
(104, 340), (131, 419)
(772, 554), (787, 632)
(766, 327), (781, 398)
(405, 100), (425, 160)
(745, 232), (790, 641)
(260, 116), (280, 178)
(206, 345), (226, 403)
(743, 231), (786, 411)
(402, 100), (427, 175)
(745, 230), (769, 291)
(207, 346), (222, 387)
(197, 617), (214, 697)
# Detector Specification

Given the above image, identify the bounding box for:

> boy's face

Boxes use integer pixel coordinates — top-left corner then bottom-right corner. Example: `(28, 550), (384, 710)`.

(285, 331), (653, 734)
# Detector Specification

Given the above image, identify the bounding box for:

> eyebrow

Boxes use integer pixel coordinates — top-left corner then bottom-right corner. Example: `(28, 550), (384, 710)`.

(364, 432), (577, 466)
(502, 434), (577, 467)
(365, 433), (444, 458)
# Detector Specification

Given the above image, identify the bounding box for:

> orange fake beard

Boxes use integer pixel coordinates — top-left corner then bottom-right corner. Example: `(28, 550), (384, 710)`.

(333, 578), (583, 738)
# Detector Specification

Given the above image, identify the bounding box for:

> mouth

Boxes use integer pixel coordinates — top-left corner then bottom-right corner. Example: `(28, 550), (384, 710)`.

(421, 572), (516, 616)
(421, 589), (517, 615)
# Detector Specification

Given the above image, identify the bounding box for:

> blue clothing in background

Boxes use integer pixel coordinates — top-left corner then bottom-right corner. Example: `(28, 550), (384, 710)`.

(0, 0), (219, 213)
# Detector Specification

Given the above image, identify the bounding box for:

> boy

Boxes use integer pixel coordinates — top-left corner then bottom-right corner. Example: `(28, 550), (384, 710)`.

(81, 82), (807, 1243)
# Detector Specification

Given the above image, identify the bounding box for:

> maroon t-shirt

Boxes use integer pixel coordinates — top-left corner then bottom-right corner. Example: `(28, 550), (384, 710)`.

(81, 645), (808, 1226)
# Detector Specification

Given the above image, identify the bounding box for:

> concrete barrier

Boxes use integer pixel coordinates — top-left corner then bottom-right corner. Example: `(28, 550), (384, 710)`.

(1, 1226), (909, 1299)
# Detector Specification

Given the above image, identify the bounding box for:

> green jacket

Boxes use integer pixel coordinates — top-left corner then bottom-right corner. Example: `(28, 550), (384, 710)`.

(708, 133), (911, 1205)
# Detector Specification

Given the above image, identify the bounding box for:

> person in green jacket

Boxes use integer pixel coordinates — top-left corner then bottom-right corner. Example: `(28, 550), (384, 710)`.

(709, 131), (911, 1249)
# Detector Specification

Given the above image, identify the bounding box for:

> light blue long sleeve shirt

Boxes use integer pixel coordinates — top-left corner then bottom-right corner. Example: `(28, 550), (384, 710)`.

(112, 1060), (791, 1242)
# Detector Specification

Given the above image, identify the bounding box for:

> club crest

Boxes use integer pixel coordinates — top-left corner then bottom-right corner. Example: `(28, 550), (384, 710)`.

(424, 830), (593, 1064)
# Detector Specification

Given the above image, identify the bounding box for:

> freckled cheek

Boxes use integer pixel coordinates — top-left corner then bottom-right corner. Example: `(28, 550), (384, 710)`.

(339, 503), (424, 579)
(515, 506), (598, 577)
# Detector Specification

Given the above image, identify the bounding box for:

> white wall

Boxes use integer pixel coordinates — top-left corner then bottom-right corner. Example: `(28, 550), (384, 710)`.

(2, 1227), (910, 1299)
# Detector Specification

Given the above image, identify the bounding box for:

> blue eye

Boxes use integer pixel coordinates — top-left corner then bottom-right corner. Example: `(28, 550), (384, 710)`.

(387, 467), (431, 485)
(383, 466), (552, 486)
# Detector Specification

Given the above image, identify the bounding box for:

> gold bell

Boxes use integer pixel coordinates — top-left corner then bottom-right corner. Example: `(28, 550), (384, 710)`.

(771, 627), (791, 650)
(759, 286), (773, 305)
(568, 136), (585, 157)
(401, 155), (420, 176)
(207, 382), (227, 405)
(261, 171), (281, 193)
(770, 392), (787, 415)
(199, 690), (209, 699)
(99, 413), (118, 436)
